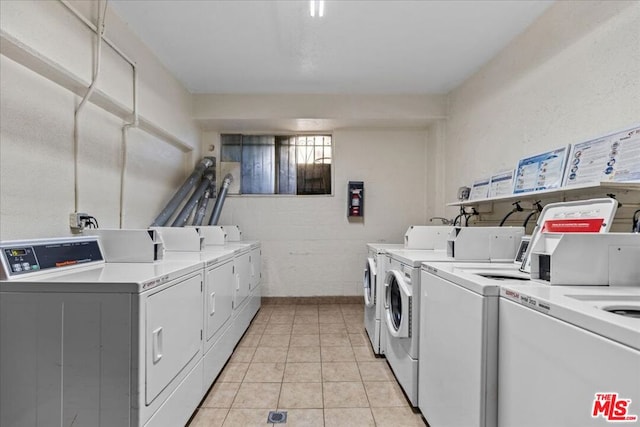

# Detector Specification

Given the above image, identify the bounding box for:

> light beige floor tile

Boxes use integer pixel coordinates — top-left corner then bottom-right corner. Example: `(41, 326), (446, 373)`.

(321, 346), (355, 362)
(293, 314), (319, 324)
(218, 362), (249, 382)
(289, 334), (320, 347)
(322, 362), (361, 382)
(258, 333), (291, 348)
(287, 346), (321, 362)
(342, 314), (362, 324)
(292, 323), (320, 335)
(276, 409), (324, 427)
(363, 381), (408, 407)
(246, 322), (267, 334)
(279, 382), (323, 408)
(201, 382), (241, 408)
(230, 347), (255, 363)
(283, 362), (322, 383)
(348, 333), (369, 346)
(222, 408), (273, 426)
(324, 408), (375, 427)
(231, 383), (281, 409)
(352, 346), (376, 361)
(252, 312), (271, 324)
(319, 323), (347, 334)
(357, 361), (395, 382)
(340, 304), (364, 314)
(268, 313), (295, 324)
(271, 307), (296, 316)
(188, 408), (228, 427)
(319, 313), (344, 324)
(252, 347), (289, 363)
(318, 304), (341, 312)
(323, 382), (369, 408)
(345, 322), (365, 333)
(371, 407), (426, 426)
(243, 362), (285, 382)
(295, 305), (319, 315)
(320, 333), (351, 347)
(262, 323), (293, 335)
(237, 333), (261, 348)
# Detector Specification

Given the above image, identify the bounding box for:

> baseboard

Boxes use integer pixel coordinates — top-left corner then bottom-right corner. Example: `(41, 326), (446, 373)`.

(261, 296), (362, 305)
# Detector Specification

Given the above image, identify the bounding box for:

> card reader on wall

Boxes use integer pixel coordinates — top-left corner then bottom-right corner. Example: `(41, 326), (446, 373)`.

(404, 226), (453, 250)
(530, 233), (640, 286)
(93, 229), (164, 262)
(446, 226), (525, 262)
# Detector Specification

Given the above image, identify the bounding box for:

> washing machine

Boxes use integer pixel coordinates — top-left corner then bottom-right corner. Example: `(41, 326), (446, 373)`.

(364, 226), (452, 355)
(382, 242), (522, 406)
(499, 284), (640, 426)
(364, 243), (403, 354)
(418, 229), (638, 427)
(0, 235), (206, 427)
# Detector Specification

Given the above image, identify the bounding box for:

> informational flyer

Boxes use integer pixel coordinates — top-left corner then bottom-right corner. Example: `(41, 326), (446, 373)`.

(513, 146), (569, 194)
(469, 177), (490, 200)
(564, 125), (640, 186)
(488, 170), (515, 198)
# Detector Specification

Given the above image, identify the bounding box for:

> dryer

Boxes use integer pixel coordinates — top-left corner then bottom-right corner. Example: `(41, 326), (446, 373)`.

(0, 236), (205, 427)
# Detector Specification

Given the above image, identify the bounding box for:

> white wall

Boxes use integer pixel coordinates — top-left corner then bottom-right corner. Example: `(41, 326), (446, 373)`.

(0, 0), (200, 239)
(204, 128), (431, 297)
(441, 1), (640, 219)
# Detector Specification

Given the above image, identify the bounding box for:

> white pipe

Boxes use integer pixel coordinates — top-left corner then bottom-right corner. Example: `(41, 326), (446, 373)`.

(120, 65), (139, 228)
(73, 0), (107, 212)
(58, 0), (135, 67)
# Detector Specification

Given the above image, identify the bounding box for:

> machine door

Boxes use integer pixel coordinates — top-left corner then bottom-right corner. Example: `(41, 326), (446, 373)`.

(146, 273), (202, 405)
(363, 257), (376, 307)
(234, 251), (251, 309)
(384, 269), (412, 338)
(206, 259), (234, 344)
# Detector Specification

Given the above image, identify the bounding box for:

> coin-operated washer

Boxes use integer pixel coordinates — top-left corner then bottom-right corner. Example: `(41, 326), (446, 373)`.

(499, 232), (640, 427)
(383, 225), (524, 407)
(364, 226), (452, 355)
(0, 235), (206, 427)
(418, 198), (620, 427)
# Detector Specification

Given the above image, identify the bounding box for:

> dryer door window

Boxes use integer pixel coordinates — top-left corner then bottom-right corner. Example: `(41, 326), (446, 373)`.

(364, 257), (376, 307)
(384, 270), (412, 338)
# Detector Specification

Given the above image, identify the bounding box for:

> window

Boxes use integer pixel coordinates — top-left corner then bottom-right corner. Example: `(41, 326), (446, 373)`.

(221, 134), (332, 195)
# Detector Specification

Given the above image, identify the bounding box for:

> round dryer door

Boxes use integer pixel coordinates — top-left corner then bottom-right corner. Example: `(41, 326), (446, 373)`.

(384, 269), (412, 338)
(363, 257), (376, 307)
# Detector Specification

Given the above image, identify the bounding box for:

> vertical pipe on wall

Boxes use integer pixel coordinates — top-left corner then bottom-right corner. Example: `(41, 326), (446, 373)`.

(193, 186), (214, 226)
(119, 65), (138, 228)
(73, 0), (108, 212)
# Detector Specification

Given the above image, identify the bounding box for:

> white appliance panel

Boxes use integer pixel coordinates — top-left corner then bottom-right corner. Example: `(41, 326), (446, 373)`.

(499, 298), (640, 427)
(146, 273), (203, 405)
(234, 251), (251, 309)
(205, 259), (234, 345)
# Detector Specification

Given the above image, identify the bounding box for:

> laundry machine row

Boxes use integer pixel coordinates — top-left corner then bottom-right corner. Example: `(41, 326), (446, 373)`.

(417, 198), (638, 427)
(0, 226), (262, 427)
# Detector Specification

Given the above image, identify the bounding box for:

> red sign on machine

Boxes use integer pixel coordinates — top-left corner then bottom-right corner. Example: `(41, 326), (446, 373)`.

(541, 218), (604, 233)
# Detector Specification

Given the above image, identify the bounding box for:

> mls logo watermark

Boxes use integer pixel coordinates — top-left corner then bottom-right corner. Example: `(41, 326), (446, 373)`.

(592, 393), (638, 422)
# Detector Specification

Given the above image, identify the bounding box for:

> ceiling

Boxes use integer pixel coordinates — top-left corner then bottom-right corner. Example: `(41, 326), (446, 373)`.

(109, 0), (553, 95)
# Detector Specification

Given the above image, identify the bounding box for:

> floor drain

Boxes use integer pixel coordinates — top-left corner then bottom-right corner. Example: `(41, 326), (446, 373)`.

(267, 411), (287, 423)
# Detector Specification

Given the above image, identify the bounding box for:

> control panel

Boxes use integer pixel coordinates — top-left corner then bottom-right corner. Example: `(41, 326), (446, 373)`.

(0, 237), (104, 280)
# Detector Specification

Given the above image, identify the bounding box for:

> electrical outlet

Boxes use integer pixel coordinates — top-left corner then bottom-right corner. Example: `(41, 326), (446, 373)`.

(69, 212), (89, 232)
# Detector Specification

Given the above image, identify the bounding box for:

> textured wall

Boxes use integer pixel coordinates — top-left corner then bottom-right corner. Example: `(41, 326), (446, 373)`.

(442, 1), (640, 219)
(0, 0), (200, 239)
(204, 129), (430, 297)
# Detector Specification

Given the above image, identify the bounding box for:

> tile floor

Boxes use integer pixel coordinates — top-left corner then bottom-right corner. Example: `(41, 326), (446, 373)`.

(188, 303), (427, 426)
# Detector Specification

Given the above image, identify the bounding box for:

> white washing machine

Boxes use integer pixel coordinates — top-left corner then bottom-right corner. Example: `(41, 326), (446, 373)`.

(364, 243), (403, 355)
(0, 236), (206, 427)
(382, 246), (519, 407)
(499, 285), (640, 426)
(419, 261), (533, 427)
